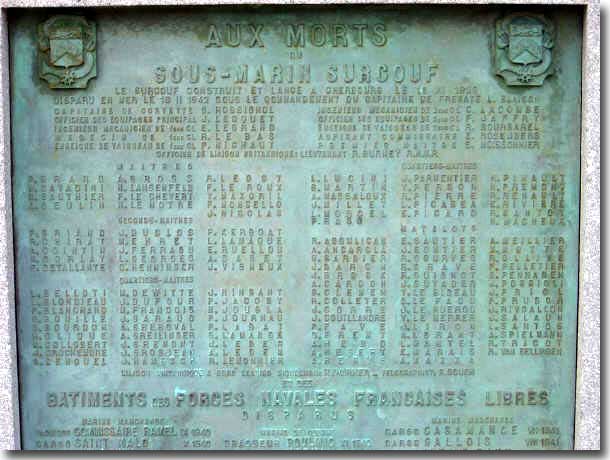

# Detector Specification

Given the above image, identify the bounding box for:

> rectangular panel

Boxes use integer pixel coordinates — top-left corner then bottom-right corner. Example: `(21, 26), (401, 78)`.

(10, 6), (582, 450)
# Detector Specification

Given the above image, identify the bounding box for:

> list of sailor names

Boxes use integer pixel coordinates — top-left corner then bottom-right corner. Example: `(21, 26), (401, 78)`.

(12, 9), (582, 450)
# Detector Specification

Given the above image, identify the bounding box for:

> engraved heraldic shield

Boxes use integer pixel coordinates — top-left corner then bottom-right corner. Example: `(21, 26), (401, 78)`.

(49, 26), (84, 68)
(38, 16), (96, 89)
(508, 22), (544, 65)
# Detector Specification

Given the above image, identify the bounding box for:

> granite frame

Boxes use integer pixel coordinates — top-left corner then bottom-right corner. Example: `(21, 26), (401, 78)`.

(0, 0), (599, 451)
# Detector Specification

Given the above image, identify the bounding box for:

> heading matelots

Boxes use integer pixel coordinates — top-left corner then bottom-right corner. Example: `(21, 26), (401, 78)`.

(199, 23), (388, 48)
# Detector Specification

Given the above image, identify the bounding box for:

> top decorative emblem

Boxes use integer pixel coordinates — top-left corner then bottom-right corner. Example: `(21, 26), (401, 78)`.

(494, 13), (555, 86)
(38, 16), (97, 89)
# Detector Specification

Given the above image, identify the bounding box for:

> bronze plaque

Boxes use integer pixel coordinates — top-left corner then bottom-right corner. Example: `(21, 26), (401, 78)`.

(10, 5), (582, 450)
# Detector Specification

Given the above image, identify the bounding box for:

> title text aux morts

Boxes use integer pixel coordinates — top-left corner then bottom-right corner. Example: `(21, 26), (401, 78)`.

(153, 23), (439, 85)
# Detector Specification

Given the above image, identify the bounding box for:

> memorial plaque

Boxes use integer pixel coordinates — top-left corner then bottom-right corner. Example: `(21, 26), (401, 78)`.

(10, 5), (583, 450)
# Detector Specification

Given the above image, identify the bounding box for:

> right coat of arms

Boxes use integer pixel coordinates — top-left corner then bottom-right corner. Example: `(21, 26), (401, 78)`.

(495, 13), (555, 86)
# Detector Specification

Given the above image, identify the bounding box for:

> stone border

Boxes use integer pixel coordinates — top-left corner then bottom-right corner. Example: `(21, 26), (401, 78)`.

(574, 1), (601, 451)
(0, 5), (19, 452)
(0, 0), (599, 451)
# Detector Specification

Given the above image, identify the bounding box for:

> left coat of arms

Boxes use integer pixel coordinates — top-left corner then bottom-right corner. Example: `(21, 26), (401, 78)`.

(38, 16), (96, 89)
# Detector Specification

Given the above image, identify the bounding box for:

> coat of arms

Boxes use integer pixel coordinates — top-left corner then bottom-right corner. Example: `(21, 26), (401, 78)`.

(494, 13), (555, 86)
(38, 16), (96, 89)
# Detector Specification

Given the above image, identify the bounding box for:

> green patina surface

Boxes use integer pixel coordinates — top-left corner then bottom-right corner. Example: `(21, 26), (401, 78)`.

(10, 6), (582, 450)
